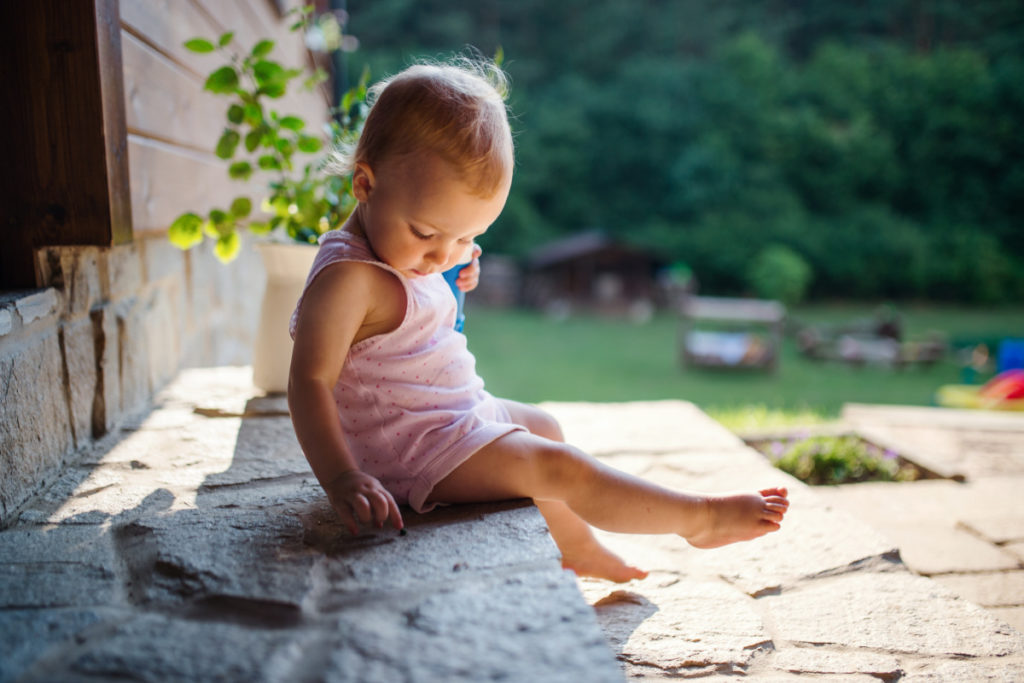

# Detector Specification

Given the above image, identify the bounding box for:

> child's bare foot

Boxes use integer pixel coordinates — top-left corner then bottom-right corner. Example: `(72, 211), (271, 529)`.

(560, 538), (648, 583)
(685, 487), (789, 550)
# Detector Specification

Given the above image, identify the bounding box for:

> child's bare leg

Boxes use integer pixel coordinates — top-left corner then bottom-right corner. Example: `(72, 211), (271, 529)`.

(428, 430), (789, 548)
(498, 400), (646, 582)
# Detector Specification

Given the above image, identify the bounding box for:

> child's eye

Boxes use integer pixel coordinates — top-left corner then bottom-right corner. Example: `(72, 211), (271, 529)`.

(409, 226), (432, 240)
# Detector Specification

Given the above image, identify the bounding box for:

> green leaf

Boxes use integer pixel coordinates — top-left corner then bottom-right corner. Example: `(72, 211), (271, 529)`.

(252, 40), (275, 58)
(218, 32), (234, 48)
(248, 221), (273, 235)
(202, 220), (218, 239)
(260, 83), (286, 99)
(168, 213), (203, 248)
(297, 135), (322, 153)
(227, 104), (245, 125)
(279, 116), (305, 131)
(230, 197), (252, 218)
(184, 38), (215, 54)
(243, 103), (263, 127)
(258, 155), (282, 171)
(209, 209), (229, 227)
(253, 60), (286, 87)
(204, 66), (239, 94)
(215, 129), (241, 159)
(228, 161), (253, 180)
(244, 129), (263, 153)
(214, 230), (241, 263)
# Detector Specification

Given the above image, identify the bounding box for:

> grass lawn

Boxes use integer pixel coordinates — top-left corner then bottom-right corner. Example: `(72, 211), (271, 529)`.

(463, 303), (1022, 430)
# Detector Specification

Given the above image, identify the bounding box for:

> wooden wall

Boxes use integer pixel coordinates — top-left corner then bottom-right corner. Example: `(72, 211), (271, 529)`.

(119, 0), (328, 238)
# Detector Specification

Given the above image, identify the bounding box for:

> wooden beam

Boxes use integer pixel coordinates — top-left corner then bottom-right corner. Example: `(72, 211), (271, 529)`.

(0, 0), (132, 289)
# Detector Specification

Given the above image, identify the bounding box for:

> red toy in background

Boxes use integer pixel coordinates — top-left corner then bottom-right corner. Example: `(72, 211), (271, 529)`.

(938, 369), (1024, 411)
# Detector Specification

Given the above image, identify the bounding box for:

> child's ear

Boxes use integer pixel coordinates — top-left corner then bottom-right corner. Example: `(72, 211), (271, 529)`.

(351, 162), (375, 202)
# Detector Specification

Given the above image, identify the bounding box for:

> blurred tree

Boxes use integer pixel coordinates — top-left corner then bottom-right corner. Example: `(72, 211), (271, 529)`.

(343, 0), (1024, 301)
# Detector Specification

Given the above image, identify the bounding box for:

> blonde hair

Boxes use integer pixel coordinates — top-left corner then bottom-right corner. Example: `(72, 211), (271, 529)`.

(330, 57), (513, 197)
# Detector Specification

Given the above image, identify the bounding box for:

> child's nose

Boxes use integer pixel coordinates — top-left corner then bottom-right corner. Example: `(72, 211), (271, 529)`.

(427, 245), (453, 265)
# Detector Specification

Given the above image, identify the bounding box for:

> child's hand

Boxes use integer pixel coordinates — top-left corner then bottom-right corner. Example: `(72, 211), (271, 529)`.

(324, 470), (404, 535)
(455, 244), (483, 292)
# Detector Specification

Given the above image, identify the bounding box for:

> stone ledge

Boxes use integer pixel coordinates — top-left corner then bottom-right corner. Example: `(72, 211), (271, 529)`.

(0, 368), (623, 682)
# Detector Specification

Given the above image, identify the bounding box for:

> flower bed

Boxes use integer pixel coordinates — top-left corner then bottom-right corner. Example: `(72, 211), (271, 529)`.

(746, 433), (924, 485)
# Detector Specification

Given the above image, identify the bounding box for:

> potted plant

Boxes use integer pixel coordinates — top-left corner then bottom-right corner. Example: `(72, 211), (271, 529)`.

(168, 7), (367, 392)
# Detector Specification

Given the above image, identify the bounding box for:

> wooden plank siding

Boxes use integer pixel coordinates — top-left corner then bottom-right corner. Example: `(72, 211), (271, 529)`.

(120, 0), (330, 238)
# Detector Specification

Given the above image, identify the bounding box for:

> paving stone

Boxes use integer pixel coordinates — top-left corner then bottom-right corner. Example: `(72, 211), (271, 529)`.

(319, 568), (621, 683)
(959, 514), (1024, 544)
(0, 608), (114, 682)
(768, 647), (902, 679)
(540, 400), (744, 454)
(1005, 540), (1024, 562)
(898, 657), (1024, 682)
(579, 578), (770, 677)
(761, 570), (1024, 657)
(0, 526), (119, 608)
(931, 571), (1024, 608)
(880, 522), (1020, 574)
(114, 508), (316, 609)
(657, 494), (897, 597)
(303, 501), (562, 610)
(990, 606), (1024, 634)
(36, 612), (309, 683)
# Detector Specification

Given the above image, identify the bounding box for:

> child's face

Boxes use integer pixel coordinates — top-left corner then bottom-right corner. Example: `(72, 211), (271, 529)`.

(351, 152), (510, 279)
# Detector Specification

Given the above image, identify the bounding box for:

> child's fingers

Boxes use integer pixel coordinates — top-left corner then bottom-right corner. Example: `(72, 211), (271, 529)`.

(368, 490), (392, 528)
(351, 493), (373, 524)
(386, 493), (404, 531)
(335, 506), (360, 536)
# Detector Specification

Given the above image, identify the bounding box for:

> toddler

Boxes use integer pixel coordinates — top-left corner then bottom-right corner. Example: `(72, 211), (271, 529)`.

(288, 58), (789, 583)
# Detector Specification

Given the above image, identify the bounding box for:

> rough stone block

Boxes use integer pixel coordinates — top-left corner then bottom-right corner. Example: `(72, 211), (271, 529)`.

(579, 578), (770, 678)
(303, 501), (563, 609)
(60, 317), (99, 449)
(768, 647), (902, 680)
(320, 568), (621, 683)
(91, 306), (120, 437)
(13, 289), (59, 326)
(760, 570), (1024, 657)
(114, 296), (152, 418)
(541, 400), (745, 455)
(35, 246), (104, 319)
(105, 243), (143, 302)
(990, 606), (1024, 634)
(0, 307), (12, 336)
(139, 234), (185, 285)
(116, 509), (315, 608)
(0, 333), (74, 526)
(143, 278), (184, 394)
(0, 608), (113, 681)
(0, 525), (118, 608)
(55, 612), (309, 683)
(880, 522), (1019, 574)
(898, 658), (1024, 682)
(959, 515), (1024, 544)
(932, 571), (1024, 608)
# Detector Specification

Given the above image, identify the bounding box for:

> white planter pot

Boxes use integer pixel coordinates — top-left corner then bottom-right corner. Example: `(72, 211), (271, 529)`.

(252, 242), (318, 393)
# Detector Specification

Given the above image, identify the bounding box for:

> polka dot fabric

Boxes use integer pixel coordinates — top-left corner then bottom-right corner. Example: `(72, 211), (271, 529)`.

(290, 230), (524, 512)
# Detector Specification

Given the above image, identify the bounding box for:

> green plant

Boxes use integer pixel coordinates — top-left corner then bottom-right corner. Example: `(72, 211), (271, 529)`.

(168, 7), (367, 262)
(757, 434), (919, 485)
(747, 244), (813, 305)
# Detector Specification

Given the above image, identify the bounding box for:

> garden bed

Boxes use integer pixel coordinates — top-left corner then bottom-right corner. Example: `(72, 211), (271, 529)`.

(744, 429), (940, 485)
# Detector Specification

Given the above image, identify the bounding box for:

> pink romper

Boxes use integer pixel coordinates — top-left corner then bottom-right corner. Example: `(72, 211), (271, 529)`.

(290, 230), (524, 512)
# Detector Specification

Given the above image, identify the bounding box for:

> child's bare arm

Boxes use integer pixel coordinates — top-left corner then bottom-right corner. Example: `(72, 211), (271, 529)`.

(288, 262), (404, 533)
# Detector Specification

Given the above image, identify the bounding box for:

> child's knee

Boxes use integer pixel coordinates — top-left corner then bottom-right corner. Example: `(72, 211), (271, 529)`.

(532, 409), (564, 442)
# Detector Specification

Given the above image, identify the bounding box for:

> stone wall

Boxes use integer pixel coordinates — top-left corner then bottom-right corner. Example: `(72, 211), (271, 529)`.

(1, 0), (327, 526)
(0, 238), (262, 527)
